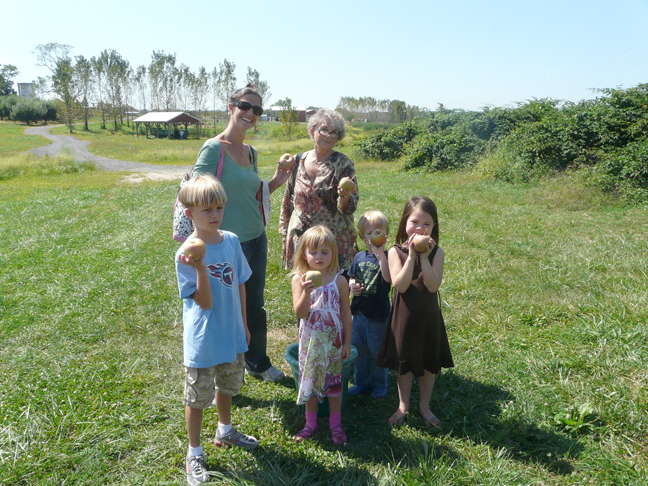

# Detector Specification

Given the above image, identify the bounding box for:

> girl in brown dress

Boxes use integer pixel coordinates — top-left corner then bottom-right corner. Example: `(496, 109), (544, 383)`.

(376, 197), (454, 428)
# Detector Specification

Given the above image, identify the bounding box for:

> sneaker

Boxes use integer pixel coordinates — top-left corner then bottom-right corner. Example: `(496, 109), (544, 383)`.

(370, 387), (387, 398)
(214, 427), (259, 450)
(347, 385), (371, 397)
(245, 365), (285, 382)
(186, 455), (209, 485)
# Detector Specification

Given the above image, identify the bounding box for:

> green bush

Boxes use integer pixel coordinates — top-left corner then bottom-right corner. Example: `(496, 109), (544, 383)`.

(354, 120), (422, 160)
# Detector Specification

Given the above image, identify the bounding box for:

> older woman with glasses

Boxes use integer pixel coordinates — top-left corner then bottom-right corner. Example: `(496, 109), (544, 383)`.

(191, 83), (294, 382)
(279, 108), (359, 272)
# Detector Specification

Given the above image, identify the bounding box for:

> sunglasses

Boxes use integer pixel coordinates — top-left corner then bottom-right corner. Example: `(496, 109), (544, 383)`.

(234, 101), (263, 116)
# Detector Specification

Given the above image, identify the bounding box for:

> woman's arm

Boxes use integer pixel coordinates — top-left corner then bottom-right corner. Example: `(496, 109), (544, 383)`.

(334, 154), (359, 215)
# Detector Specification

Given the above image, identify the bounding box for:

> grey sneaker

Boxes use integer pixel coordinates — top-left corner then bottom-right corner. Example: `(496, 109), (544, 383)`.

(186, 455), (209, 485)
(245, 365), (285, 382)
(214, 427), (259, 450)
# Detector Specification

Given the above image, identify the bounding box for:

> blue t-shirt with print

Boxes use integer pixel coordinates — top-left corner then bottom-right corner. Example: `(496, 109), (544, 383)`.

(175, 231), (252, 368)
(348, 250), (391, 321)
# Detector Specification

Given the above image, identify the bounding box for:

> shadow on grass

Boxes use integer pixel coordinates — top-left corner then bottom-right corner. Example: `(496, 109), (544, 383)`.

(431, 370), (582, 475)
(220, 370), (582, 484)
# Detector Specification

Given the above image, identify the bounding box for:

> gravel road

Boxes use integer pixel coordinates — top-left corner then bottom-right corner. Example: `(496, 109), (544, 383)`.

(24, 125), (190, 179)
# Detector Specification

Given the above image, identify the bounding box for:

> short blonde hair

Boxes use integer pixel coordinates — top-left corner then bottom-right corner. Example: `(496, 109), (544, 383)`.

(357, 210), (389, 237)
(292, 226), (339, 275)
(178, 173), (227, 208)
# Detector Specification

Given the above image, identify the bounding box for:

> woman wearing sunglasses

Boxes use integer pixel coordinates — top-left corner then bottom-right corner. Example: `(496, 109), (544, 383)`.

(279, 108), (359, 273)
(192, 83), (294, 382)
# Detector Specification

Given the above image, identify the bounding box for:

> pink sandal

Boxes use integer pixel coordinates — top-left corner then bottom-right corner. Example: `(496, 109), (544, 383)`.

(330, 424), (347, 445)
(295, 423), (318, 443)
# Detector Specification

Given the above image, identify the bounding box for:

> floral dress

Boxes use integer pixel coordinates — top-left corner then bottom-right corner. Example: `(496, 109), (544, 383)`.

(296, 277), (345, 405)
(279, 150), (359, 271)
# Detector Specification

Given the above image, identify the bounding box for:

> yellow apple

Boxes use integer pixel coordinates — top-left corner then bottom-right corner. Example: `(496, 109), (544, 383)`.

(181, 237), (206, 262)
(279, 153), (294, 170)
(412, 235), (430, 252)
(369, 229), (387, 247)
(337, 176), (356, 196)
(304, 270), (323, 288)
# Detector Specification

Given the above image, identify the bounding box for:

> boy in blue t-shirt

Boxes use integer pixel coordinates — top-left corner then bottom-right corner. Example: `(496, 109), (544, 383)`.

(175, 174), (258, 486)
(348, 210), (392, 398)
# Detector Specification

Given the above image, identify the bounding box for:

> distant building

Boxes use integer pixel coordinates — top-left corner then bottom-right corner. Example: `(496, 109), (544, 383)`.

(17, 83), (34, 97)
(269, 106), (316, 123)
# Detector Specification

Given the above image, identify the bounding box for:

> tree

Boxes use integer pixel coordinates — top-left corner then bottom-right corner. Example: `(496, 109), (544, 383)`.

(34, 43), (81, 133)
(92, 54), (108, 129)
(246, 67), (271, 132)
(10, 98), (47, 125)
(192, 66), (209, 119)
(0, 64), (19, 96)
(0, 94), (20, 120)
(75, 55), (94, 130)
(216, 59), (236, 117)
(149, 51), (177, 111)
(389, 100), (407, 123)
(134, 65), (148, 114)
(246, 67), (271, 105)
(277, 97), (299, 140)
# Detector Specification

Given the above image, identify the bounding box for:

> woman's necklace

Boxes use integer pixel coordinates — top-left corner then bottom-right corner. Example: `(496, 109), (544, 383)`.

(221, 137), (247, 163)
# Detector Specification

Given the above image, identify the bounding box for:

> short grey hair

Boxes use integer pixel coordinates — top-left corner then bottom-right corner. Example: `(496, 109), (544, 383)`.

(308, 108), (346, 141)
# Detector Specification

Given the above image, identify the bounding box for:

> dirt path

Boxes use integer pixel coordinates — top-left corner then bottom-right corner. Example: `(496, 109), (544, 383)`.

(24, 124), (189, 182)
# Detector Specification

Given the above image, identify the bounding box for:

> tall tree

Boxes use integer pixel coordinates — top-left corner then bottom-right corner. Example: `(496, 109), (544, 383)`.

(92, 54), (108, 129)
(149, 51), (177, 111)
(246, 67), (271, 105)
(193, 66), (209, 119)
(277, 97), (299, 140)
(246, 67), (271, 132)
(216, 59), (236, 117)
(0, 64), (19, 96)
(34, 43), (80, 133)
(134, 65), (148, 114)
(210, 66), (220, 130)
(75, 55), (93, 130)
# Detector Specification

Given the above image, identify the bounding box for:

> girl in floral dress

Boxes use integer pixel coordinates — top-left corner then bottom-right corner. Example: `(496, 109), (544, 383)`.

(291, 226), (352, 445)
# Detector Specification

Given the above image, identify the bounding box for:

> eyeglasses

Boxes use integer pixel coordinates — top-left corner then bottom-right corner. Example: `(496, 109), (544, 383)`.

(234, 101), (263, 116)
(316, 127), (340, 139)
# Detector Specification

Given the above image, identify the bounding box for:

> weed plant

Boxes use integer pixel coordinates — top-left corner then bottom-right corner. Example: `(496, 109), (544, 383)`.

(0, 122), (647, 485)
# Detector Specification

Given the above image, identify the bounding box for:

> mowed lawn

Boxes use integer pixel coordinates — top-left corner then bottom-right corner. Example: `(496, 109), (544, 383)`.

(0, 128), (647, 485)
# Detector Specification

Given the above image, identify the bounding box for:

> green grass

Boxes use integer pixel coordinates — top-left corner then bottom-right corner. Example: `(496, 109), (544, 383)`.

(1, 121), (647, 485)
(0, 120), (51, 154)
(48, 120), (369, 167)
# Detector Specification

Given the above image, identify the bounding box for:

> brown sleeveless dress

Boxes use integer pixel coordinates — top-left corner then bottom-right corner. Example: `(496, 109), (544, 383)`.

(376, 244), (454, 377)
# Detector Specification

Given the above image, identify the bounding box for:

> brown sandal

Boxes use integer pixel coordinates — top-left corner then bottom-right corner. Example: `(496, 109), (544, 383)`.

(422, 413), (440, 428)
(388, 411), (408, 427)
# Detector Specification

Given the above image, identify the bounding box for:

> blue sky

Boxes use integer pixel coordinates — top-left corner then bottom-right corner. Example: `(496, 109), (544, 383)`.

(2, 0), (647, 111)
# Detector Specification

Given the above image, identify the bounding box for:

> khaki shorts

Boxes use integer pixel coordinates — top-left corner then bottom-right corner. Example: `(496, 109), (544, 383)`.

(183, 353), (245, 409)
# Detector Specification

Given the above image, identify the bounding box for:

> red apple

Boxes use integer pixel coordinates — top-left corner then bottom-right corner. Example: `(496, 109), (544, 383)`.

(279, 153), (294, 170)
(304, 270), (323, 288)
(181, 237), (206, 262)
(412, 235), (430, 252)
(337, 176), (356, 196)
(369, 229), (386, 247)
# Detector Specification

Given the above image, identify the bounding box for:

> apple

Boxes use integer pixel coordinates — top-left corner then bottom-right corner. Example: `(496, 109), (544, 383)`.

(304, 270), (323, 288)
(181, 237), (206, 262)
(338, 177), (356, 195)
(369, 229), (386, 247)
(279, 153), (294, 170)
(412, 235), (430, 252)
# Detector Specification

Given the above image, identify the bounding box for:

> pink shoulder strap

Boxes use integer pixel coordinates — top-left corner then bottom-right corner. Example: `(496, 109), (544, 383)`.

(216, 143), (224, 179)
